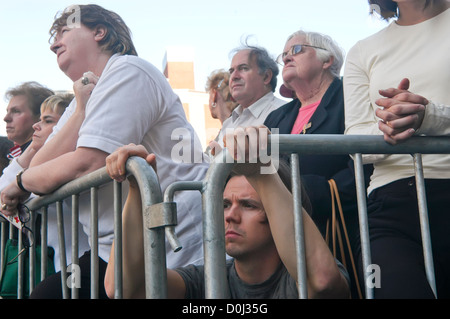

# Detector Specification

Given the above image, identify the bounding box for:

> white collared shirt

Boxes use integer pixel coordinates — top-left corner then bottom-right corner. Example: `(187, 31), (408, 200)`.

(216, 92), (285, 147)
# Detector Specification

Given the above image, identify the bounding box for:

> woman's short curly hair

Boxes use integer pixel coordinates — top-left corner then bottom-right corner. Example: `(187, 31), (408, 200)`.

(49, 4), (137, 56)
(205, 69), (237, 112)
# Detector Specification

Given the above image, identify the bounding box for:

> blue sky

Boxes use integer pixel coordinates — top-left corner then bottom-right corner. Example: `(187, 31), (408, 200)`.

(0, 0), (387, 136)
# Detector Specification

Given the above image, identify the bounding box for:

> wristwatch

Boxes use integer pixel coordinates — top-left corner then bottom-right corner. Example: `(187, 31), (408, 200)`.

(16, 169), (29, 192)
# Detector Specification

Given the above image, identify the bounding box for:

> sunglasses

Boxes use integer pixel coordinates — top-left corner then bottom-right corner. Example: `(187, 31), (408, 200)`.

(276, 44), (327, 65)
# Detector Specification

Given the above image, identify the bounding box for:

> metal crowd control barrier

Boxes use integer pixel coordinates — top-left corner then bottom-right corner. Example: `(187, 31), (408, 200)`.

(202, 135), (450, 299)
(1, 135), (450, 299)
(0, 156), (164, 299)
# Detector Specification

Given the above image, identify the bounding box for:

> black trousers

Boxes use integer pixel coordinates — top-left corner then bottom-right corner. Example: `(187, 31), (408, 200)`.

(29, 250), (109, 299)
(357, 177), (450, 299)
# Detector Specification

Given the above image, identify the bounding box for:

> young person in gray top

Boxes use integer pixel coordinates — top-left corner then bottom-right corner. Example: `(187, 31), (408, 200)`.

(104, 132), (350, 299)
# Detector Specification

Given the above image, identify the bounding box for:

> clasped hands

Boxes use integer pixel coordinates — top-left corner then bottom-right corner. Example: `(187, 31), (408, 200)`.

(376, 78), (428, 145)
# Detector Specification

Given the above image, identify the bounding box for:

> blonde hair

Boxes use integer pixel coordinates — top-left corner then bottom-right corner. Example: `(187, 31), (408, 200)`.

(205, 69), (238, 112)
(40, 93), (74, 115)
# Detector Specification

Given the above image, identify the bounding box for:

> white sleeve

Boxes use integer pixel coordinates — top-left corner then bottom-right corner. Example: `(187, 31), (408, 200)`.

(77, 59), (159, 154)
(344, 43), (383, 136)
(416, 101), (450, 136)
(343, 42), (387, 164)
(0, 158), (23, 192)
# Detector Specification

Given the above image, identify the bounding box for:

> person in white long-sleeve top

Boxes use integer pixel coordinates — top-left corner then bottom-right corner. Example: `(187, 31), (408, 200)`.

(344, 0), (450, 298)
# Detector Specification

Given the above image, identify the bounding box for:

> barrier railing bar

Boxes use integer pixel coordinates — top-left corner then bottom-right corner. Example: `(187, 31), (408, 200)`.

(26, 168), (113, 211)
(276, 135), (450, 155)
(113, 181), (123, 299)
(353, 153), (373, 299)
(413, 153), (437, 298)
(290, 153), (308, 299)
(90, 187), (99, 299)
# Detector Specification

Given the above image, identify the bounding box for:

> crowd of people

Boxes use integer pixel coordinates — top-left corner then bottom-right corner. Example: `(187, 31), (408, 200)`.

(0, 0), (449, 299)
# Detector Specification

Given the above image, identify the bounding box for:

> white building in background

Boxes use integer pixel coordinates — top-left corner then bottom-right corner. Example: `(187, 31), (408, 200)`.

(163, 46), (221, 150)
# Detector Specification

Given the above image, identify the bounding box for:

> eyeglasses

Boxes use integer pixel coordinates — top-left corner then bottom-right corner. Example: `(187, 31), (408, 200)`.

(217, 79), (224, 89)
(4, 204), (35, 265)
(276, 44), (327, 65)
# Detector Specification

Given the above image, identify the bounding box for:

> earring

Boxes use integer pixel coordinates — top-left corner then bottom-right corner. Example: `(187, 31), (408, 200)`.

(212, 102), (217, 108)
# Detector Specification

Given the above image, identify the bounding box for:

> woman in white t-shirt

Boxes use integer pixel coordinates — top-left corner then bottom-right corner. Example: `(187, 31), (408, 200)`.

(1, 4), (208, 299)
(344, 0), (450, 298)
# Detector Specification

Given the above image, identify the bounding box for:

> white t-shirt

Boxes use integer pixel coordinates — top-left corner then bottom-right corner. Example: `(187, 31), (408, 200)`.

(344, 8), (450, 194)
(48, 54), (208, 267)
(216, 92), (285, 147)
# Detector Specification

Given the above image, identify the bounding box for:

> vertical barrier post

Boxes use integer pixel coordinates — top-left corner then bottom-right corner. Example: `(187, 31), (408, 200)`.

(0, 222), (5, 279)
(72, 194), (80, 299)
(56, 201), (69, 299)
(113, 181), (123, 299)
(125, 157), (167, 299)
(290, 153), (308, 299)
(413, 153), (437, 297)
(40, 207), (48, 282)
(90, 187), (99, 299)
(17, 228), (24, 299)
(353, 153), (373, 299)
(28, 211), (36, 295)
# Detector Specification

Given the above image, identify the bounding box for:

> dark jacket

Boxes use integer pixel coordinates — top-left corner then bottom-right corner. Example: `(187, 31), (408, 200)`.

(264, 78), (373, 240)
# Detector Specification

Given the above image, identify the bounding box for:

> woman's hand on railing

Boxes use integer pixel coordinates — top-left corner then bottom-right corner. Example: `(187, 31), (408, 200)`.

(375, 78), (427, 145)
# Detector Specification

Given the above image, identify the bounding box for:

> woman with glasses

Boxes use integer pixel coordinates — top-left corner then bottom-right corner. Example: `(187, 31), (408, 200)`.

(264, 30), (373, 299)
(344, 0), (450, 298)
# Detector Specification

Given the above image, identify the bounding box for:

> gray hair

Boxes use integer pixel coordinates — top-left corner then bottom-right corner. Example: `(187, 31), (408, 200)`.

(230, 42), (279, 92)
(287, 30), (344, 78)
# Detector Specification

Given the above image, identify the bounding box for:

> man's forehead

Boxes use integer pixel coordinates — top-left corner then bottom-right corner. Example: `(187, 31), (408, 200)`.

(7, 95), (28, 109)
(224, 176), (260, 200)
(230, 49), (254, 67)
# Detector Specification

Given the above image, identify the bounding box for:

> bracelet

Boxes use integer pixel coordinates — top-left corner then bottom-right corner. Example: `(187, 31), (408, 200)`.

(16, 169), (29, 193)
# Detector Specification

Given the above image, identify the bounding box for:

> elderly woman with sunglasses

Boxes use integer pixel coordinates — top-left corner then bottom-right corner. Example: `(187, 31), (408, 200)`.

(264, 30), (373, 299)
